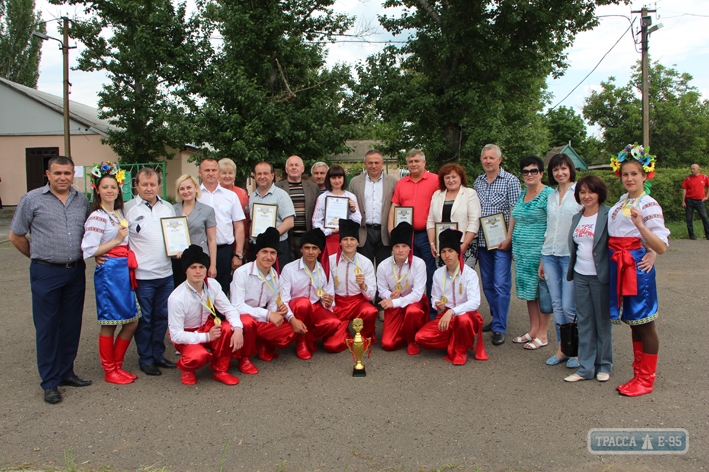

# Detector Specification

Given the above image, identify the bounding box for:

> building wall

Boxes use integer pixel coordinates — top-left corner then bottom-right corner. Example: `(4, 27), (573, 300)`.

(0, 134), (119, 205)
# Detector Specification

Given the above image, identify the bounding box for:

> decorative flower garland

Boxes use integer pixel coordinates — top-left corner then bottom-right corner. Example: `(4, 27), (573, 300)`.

(90, 161), (125, 189)
(609, 143), (656, 194)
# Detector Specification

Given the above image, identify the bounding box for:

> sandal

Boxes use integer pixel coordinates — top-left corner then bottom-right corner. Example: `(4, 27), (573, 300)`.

(524, 338), (548, 350)
(513, 333), (532, 344)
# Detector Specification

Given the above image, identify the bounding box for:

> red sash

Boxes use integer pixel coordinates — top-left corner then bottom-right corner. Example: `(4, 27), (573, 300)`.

(609, 236), (642, 306)
(107, 246), (139, 290)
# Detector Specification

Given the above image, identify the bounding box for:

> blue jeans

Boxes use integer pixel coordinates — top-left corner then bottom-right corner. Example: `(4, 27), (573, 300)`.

(134, 275), (174, 366)
(541, 255), (576, 344)
(413, 231), (437, 307)
(477, 247), (512, 333)
(30, 261), (86, 389)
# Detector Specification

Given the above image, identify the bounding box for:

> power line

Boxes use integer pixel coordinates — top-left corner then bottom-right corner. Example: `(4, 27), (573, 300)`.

(550, 18), (635, 110)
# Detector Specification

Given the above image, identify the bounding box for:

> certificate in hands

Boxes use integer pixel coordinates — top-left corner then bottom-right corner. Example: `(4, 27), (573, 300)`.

(393, 206), (414, 227)
(480, 213), (508, 250)
(324, 196), (349, 229)
(251, 203), (278, 238)
(161, 216), (191, 257)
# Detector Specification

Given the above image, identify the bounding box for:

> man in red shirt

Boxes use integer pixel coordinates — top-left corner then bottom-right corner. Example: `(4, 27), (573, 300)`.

(388, 149), (440, 303)
(681, 164), (709, 240)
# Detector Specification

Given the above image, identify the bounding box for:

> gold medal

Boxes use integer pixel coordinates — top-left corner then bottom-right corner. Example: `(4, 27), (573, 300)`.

(622, 207), (631, 217)
(395, 284), (402, 291)
(213, 317), (221, 326)
(276, 294), (282, 305)
(317, 288), (325, 297)
(354, 267), (362, 275)
(440, 296), (448, 304)
(120, 219), (128, 228)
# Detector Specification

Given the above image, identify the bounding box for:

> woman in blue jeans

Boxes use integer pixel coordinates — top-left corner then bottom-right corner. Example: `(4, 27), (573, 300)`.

(539, 154), (581, 368)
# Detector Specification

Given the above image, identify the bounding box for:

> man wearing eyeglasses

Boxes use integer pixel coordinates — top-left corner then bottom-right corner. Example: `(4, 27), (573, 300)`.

(473, 144), (521, 346)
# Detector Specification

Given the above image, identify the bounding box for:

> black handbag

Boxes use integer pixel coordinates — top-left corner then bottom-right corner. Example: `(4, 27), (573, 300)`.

(559, 316), (579, 357)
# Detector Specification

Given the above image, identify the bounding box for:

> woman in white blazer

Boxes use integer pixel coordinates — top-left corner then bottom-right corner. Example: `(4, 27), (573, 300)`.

(427, 163), (482, 268)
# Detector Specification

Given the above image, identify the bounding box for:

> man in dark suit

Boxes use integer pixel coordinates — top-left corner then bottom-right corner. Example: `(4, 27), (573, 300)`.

(276, 155), (319, 261)
(349, 150), (398, 316)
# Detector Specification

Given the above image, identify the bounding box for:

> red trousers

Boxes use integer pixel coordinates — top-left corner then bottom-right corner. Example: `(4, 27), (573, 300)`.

(240, 313), (296, 353)
(381, 295), (430, 351)
(415, 311), (487, 361)
(289, 297), (341, 352)
(324, 293), (378, 353)
(173, 319), (237, 374)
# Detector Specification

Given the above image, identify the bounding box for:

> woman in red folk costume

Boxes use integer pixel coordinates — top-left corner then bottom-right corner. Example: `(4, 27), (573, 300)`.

(415, 228), (487, 365)
(376, 222), (429, 354)
(323, 218), (378, 352)
(81, 162), (139, 384)
(608, 144), (669, 397)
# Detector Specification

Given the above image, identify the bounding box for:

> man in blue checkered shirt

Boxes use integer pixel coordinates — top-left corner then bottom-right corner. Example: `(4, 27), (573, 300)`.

(473, 144), (521, 346)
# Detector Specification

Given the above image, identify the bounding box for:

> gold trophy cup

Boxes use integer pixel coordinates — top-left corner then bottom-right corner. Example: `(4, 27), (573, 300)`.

(345, 318), (372, 377)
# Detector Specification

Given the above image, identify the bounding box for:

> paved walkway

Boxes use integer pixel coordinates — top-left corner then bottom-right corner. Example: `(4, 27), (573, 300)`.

(0, 240), (707, 471)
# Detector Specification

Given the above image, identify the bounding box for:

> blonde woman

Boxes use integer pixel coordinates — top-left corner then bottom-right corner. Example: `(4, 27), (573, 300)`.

(172, 175), (217, 286)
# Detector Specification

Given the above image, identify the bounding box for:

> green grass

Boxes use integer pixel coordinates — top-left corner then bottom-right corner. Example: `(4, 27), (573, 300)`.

(666, 219), (706, 240)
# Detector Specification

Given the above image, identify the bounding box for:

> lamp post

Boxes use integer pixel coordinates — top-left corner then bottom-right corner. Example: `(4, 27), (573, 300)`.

(33, 18), (76, 158)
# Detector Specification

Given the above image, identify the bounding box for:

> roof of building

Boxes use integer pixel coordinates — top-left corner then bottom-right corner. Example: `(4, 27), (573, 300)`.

(0, 77), (118, 136)
(544, 143), (588, 170)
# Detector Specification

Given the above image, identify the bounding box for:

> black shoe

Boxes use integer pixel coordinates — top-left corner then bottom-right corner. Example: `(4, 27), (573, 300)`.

(140, 364), (162, 376)
(689, 235), (697, 240)
(492, 332), (505, 345)
(154, 358), (177, 369)
(44, 387), (62, 404)
(482, 322), (493, 332)
(58, 375), (92, 387)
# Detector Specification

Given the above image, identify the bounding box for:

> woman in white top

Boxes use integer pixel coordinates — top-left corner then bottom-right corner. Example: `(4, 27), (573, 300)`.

(426, 163), (481, 268)
(607, 148), (669, 397)
(81, 162), (139, 385)
(539, 154), (581, 368)
(312, 165), (362, 256)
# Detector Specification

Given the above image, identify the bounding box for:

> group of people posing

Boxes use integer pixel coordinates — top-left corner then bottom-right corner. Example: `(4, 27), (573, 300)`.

(9, 143), (668, 404)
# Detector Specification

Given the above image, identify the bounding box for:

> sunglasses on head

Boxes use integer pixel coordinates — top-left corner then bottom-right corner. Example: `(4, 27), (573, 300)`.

(521, 169), (541, 176)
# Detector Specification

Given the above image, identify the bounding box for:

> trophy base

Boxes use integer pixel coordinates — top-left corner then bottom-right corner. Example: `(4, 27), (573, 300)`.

(352, 367), (366, 377)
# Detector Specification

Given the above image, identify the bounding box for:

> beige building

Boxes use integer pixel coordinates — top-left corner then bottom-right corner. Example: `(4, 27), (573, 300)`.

(0, 78), (198, 205)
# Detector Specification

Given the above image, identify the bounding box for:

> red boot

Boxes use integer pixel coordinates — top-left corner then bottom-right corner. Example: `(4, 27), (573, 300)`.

(181, 370), (197, 385)
(213, 372), (239, 385)
(620, 353), (658, 397)
(99, 335), (133, 384)
(474, 324), (488, 361)
(617, 341), (642, 394)
(295, 336), (312, 360)
(113, 336), (138, 380)
(451, 345), (468, 366)
(257, 343), (278, 362)
(237, 357), (259, 375)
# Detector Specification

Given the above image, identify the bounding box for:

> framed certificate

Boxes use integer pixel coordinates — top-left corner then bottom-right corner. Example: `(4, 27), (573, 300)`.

(251, 203), (278, 238)
(393, 206), (414, 227)
(160, 216), (191, 257)
(435, 222), (458, 251)
(480, 213), (508, 250)
(324, 196), (349, 229)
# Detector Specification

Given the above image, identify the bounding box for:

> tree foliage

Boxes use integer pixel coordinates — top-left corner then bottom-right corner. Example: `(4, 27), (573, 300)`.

(0, 0), (44, 87)
(352, 0), (622, 171)
(583, 61), (709, 168)
(191, 0), (355, 179)
(50, 0), (206, 163)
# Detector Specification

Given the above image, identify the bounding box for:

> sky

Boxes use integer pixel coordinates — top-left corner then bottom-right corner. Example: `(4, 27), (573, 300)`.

(34, 0), (709, 136)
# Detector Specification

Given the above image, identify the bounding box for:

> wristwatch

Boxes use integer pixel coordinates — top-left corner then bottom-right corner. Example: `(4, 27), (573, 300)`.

(233, 253), (244, 260)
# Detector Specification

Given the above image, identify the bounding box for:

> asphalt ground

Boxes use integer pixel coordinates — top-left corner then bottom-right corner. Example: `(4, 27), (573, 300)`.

(0, 240), (707, 472)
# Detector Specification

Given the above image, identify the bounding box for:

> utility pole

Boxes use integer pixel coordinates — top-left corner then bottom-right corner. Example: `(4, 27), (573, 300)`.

(632, 6), (660, 149)
(62, 17), (71, 158)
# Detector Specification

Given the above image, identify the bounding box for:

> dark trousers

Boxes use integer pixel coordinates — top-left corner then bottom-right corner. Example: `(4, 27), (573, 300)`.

(288, 232), (304, 262)
(30, 261), (86, 389)
(685, 198), (709, 238)
(134, 275), (173, 366)
(215, 244), (233, 295)
(358, 226), (391, 303)
(413, 231), (436, 307)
